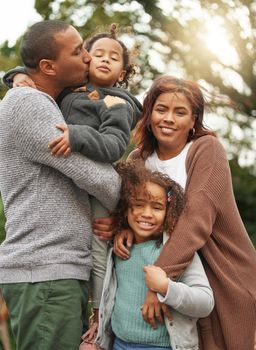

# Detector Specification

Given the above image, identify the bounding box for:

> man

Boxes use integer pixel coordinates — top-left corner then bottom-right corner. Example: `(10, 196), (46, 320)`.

(0, 20), (120, 350)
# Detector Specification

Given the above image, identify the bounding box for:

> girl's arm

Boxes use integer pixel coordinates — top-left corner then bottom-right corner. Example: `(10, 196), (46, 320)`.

(144, 253), (214, 318)
(3, 66), (28, 88)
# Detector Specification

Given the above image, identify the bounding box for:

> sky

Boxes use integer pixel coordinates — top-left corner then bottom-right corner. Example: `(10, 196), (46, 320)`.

(0, 0), (41, 46)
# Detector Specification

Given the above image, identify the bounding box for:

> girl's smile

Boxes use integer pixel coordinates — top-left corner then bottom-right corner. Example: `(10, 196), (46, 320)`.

(127, 181), (167, 244)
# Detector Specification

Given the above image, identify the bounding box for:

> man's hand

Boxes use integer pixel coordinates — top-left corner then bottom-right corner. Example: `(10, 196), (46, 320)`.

(48, 124), (71, 157)
(141, 290), (172, 329)
(143, 265), (169, 296)
(104, 95), (125, 108)
(113, 229), (134, 260)
(13, 73), (37, 88)
(92, 217), (114, 241)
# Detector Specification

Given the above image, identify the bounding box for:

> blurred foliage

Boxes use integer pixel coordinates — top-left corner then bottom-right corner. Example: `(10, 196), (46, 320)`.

(0, 0), (255, 243)
(230, 159), (256, 245)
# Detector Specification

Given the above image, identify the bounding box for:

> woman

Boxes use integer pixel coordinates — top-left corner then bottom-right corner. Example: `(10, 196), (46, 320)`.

(114, 76), (256, 350)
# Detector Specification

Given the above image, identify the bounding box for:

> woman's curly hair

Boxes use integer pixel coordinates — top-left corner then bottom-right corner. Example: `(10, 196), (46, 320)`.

(112, 160), (185, 238)
(85, 23), (136, 89)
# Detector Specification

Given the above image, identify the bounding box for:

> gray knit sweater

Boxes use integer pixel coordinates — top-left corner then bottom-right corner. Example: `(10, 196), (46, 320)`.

(0, 87), (121, 283)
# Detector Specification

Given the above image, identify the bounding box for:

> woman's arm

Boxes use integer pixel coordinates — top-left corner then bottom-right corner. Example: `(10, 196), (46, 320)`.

(155, 136), (230, 279)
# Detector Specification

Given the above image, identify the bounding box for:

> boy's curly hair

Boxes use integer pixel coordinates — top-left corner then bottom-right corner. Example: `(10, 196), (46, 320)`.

(113, 160), (185, 238)
(85, 23), (136, 89)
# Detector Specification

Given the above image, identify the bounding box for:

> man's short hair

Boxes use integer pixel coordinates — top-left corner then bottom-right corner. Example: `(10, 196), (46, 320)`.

(20, 20), (70, 69)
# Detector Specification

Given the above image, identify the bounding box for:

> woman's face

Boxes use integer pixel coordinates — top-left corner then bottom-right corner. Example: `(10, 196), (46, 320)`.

(150, 92), (195, 159)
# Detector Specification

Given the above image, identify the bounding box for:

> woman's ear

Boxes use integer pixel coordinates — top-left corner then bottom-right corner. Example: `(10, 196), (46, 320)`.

(39, 59), (56, 76)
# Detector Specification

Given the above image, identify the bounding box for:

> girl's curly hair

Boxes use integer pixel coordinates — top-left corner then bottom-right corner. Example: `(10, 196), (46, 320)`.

(85, 23), (136, 89)
(113, 160), (185, 238)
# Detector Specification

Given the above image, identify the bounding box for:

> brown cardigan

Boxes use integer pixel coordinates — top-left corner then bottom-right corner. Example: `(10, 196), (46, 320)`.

(148, 135), (256, 349)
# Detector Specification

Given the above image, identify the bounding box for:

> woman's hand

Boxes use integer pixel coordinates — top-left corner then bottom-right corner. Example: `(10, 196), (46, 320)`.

(141, 290), (172, 329)
(143, 265), (169, 296)
(113, 229), (134, 259)
(92, 217), (114, 241)
(13, 73), (36, 88)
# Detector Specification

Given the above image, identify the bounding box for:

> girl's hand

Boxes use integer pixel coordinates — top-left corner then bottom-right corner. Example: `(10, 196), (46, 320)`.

(104, 95), (125, 108)
(13, 73), (36, 88)
(48, 124), (71, 157)
(92, 217), (114, 241)
(141, 290), (172, 329)
(143, 265), (169, 296)
(113, 229), (134, 260)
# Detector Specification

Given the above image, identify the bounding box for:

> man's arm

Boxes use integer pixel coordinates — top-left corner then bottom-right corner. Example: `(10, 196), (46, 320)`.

(13, 89), (120, 211)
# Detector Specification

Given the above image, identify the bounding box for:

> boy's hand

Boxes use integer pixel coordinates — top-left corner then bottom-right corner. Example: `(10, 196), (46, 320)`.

(104, 95), (125, 108)
(143, 265), (169, 295)
(48, 124), (71, 157)
(13, 73), (36, 88)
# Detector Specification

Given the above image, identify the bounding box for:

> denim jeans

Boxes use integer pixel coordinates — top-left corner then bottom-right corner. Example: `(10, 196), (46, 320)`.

(113, 337), (172, 350)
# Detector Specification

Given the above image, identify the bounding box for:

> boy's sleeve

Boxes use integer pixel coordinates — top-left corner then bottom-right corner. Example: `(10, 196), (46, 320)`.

(2, 66), (27, 88)
(13, 90), (120, 212)
(69, 101), (134, 162)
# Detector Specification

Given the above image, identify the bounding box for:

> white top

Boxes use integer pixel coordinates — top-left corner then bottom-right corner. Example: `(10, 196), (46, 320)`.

(145, 142), (193, 189)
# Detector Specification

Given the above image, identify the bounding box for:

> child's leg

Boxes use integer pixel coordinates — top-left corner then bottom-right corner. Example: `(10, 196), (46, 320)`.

(90, 197), (109, 309)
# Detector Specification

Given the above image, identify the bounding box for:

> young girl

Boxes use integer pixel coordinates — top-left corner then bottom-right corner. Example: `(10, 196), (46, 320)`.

(82, 160), (214, 350)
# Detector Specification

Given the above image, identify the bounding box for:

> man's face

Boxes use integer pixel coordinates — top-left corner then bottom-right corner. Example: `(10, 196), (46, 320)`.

(53, 26), (91, 88)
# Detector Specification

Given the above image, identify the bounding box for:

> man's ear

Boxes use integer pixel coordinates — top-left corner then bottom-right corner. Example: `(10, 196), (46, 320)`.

(39, 59), (56, 76)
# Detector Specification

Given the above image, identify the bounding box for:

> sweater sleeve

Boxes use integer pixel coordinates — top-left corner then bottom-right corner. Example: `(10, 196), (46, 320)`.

(2, 66), (27, 88)
(155, 136), (230, 279)
(12, 89), (120, 212)
(69, 101), (134, 162)
(157, 253), (214, 318)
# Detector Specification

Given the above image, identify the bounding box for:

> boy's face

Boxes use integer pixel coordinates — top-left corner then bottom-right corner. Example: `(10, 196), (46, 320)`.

(127, 182), (167, 244)
(53, 26), (91, 88)
(88, 37), (126, 88)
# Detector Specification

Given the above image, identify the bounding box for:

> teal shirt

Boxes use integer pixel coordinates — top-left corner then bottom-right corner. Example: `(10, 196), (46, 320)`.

(111, 240), (171, 346)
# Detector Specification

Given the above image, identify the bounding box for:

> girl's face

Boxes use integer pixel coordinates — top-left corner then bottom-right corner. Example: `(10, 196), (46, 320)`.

(127, 181), (167, 244)
(150, 92), (195, 160)
(88, 37), (126, 88)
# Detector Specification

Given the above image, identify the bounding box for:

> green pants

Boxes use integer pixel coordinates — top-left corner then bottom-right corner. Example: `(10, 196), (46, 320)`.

(1, 279), (89, 350)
